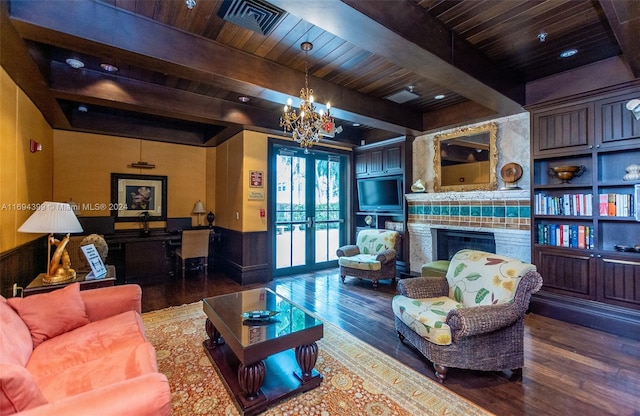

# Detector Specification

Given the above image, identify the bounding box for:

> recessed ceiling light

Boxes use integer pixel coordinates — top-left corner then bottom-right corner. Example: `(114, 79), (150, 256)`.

(65, 58), (84, 69)
(560, 49), (578, 58)
(100, 63), (119, 72)
(238, 96), (250, 103)
(434, 94), (446, 100)
(352, 123), (361, 127)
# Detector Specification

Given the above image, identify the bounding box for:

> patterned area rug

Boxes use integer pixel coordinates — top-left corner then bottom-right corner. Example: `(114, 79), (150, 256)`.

(142, 302), (493, 416)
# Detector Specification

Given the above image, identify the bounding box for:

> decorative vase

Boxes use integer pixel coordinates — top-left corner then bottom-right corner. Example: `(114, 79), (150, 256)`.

(548, 165), (585, 184)
(206, 211), (215, 228)
(139, 211), (151, 237)
(623, 164), (640, 181)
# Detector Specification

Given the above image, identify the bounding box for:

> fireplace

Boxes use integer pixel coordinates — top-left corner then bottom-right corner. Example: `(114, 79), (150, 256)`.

(436, 229), (496, 260)
(406, 190), (532, 272)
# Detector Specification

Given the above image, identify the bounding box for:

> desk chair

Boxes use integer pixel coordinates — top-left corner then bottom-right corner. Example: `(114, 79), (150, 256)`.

(175, 229), (210, 278)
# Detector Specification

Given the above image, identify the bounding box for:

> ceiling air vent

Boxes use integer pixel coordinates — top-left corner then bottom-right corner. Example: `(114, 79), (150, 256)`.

(218, 0), (286, 36)
(384, 89), (420, 104)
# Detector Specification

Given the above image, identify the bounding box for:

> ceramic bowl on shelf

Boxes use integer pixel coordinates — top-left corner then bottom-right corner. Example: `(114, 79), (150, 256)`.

(548, 165), (585, 183)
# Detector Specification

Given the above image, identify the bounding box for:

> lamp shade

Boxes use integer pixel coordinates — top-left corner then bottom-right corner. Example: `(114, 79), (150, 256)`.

(192, 200), (206, 214)
(18, 202), (83, 234)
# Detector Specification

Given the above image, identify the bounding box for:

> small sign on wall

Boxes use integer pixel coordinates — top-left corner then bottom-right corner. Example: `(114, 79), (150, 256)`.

(249, 190), (265, 200)
(250, 170), (263, 187)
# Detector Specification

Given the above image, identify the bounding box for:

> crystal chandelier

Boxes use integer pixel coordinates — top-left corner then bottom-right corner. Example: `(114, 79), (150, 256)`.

(280, 42), (334, 152)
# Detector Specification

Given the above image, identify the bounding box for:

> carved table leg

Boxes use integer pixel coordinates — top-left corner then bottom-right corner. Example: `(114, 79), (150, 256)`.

(204, 318), (224, 348)
(295, 342), (319, 382)
(238, 361), (266, 399)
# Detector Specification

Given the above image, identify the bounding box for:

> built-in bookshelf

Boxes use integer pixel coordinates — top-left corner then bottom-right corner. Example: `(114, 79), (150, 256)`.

(527, 83), (640, 339)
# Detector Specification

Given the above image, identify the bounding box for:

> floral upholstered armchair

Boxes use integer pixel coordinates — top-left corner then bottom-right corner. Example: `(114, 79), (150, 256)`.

(392, 249), (543, 382)
(336, 229), (400, 289)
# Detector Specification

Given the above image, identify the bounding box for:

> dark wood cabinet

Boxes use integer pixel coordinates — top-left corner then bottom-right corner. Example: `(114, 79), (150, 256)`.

(533, 247), (595, 300)
(528, 82), (640, 339)
(532, 102), (593, 156)
(353, 137), (409, 272)
(354, 142), (403, 177)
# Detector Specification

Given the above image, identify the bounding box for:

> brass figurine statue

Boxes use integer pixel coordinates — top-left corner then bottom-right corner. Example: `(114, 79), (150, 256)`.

(44, 233), (76, 284)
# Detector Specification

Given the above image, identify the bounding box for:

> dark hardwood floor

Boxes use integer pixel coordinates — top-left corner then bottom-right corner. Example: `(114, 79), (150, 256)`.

(140, 268), (640, 416)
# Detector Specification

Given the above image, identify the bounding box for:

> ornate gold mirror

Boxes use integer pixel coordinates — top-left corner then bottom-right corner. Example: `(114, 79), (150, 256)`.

(434, 122), (498, 192)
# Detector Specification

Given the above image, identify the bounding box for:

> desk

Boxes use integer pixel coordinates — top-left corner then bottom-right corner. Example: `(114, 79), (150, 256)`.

(106, 229), (220, 284)
(24, 266), (117, 296)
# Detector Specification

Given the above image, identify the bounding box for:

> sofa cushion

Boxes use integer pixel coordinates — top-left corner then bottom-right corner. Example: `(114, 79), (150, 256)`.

(0, 298), (33, 366)
(392, 295), (463, 345)
(34, 342), (159, 402)
(338, 254), (382, 271)
(27, 311), (148, 379)
(0, 363), (48, 414)
(7, 283), (90, 348)
(356, 229), (398, 254)
(446, 249), (537, 306)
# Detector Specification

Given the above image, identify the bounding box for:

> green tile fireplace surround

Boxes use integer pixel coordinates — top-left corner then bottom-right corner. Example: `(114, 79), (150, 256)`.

(406, 190), (531, 273)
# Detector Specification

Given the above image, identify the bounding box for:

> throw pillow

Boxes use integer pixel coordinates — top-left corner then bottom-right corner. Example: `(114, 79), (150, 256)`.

(0, 363), (48, 414)
(7, 283), (90, 348)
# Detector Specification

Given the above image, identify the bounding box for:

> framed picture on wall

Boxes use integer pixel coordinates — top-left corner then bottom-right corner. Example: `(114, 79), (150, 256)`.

(110, 173), (167, 222)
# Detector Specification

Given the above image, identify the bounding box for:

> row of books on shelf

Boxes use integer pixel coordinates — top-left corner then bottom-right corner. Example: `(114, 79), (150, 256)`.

(534, 193), (635, 218)
(536, 224), (594, 249)
(597, 193), (633, 217)
(534, 193), (592, 216)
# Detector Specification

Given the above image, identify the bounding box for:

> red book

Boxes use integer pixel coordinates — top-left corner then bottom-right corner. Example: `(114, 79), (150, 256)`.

(578, 226), (585, 249)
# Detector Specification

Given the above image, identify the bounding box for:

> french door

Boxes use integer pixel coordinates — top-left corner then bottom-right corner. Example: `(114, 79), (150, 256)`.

(272, 146), (347, 276)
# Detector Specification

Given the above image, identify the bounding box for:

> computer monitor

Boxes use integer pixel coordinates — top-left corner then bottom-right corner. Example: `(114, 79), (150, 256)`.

(166, 217), (192, 234)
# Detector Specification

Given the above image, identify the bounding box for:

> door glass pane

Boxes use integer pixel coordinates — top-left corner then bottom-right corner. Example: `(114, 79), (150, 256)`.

(275, 154), (306, 269)
(314, 158), (340, 263)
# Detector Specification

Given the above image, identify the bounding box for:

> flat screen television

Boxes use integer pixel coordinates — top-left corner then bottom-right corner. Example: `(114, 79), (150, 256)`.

(356, 176), (404, 212)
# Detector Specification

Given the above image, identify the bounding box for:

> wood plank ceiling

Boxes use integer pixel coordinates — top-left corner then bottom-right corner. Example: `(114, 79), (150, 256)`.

(1, 0), (637, 147)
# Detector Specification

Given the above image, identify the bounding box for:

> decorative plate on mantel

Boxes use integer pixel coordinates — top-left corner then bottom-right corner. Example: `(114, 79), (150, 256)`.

(500, 162), (523, 190)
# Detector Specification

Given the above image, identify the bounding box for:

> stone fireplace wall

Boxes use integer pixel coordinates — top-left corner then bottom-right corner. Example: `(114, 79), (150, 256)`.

(408, 113), (531, 272)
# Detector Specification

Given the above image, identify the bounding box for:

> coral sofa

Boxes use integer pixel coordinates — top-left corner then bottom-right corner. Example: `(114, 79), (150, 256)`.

(0, 283), (171, 415)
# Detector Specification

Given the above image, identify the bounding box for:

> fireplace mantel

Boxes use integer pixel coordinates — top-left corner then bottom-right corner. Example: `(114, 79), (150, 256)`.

(406, 190), (531, 272)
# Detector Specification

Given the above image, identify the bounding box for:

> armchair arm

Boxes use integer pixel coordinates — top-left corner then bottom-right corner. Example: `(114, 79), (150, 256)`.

(336, 245), (360, 257)
(80, 284), (142, 322)
(396, 276), (449, 298)
(375, 249), (396, 264)
(446, 303), (521, 339)
(446, 270), (543, 339)
(18, 373), (171, 416)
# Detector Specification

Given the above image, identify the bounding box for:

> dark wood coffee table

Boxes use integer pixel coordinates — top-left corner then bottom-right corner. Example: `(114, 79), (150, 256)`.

(202, 288), (323, 416)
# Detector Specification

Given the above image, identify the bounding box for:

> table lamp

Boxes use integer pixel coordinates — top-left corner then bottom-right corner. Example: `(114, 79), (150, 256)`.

(18, 201), (83, 284)
(192, 200), (206, 226)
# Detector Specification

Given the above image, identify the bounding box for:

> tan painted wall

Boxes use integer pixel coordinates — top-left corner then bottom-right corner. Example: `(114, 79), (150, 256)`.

(242, 131), (269, 232)
(53, 131), (209, 230)
(0, 67), (54, 252)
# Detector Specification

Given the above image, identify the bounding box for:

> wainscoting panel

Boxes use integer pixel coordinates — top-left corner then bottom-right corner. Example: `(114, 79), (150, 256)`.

(0, 236), (47, 298)
(213, 228), (270, 285)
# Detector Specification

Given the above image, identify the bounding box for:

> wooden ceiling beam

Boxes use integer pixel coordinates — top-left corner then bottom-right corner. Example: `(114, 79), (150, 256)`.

(49, 62), (281, 131)
(8, 0), (423, 135)
(269, 0), (524, 116)
(599, 0), (640, 78)
(0, 4), (70, 129)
